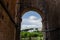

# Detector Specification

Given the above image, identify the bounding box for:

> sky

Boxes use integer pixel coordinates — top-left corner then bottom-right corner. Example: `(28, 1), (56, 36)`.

(21, 11), (42, 30)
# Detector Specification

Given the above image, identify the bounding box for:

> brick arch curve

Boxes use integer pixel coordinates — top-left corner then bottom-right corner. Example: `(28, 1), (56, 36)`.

(20, 7), (45, 18)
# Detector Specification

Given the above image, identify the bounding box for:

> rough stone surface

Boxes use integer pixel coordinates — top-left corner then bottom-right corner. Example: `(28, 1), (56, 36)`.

(0, 0), (60, 40)
(0, 0), (16, 40)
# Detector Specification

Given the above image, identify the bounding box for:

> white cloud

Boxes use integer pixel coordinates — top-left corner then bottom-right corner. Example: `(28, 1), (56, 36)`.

(21, 16), (42, 30)
(29, 16), (37, 20)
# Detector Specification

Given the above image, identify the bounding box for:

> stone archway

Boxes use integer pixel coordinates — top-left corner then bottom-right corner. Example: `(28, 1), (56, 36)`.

(18, 7), (47, 40)
(16, 0), (48, 40)
(20, 7), (45, 18)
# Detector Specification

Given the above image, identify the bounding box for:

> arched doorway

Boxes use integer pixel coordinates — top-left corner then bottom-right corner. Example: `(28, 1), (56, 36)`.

(21, 10), (44, 40)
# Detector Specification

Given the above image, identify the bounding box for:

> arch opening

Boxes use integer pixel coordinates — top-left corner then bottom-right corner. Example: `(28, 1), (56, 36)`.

(20, 10), (44, 40)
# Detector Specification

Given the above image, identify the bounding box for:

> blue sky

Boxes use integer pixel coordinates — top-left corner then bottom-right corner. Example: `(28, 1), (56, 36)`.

(21, 11), (42, 30)
(22, 11), (41, 19)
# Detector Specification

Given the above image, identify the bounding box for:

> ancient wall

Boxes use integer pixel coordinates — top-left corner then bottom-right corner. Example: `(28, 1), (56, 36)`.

(46, 0), (60, 40)
(0, 0), (60, 40)
(0, 0), (17, 40)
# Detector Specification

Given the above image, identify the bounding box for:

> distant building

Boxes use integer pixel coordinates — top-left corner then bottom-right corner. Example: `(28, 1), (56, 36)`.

(21, 27), (42, 32)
